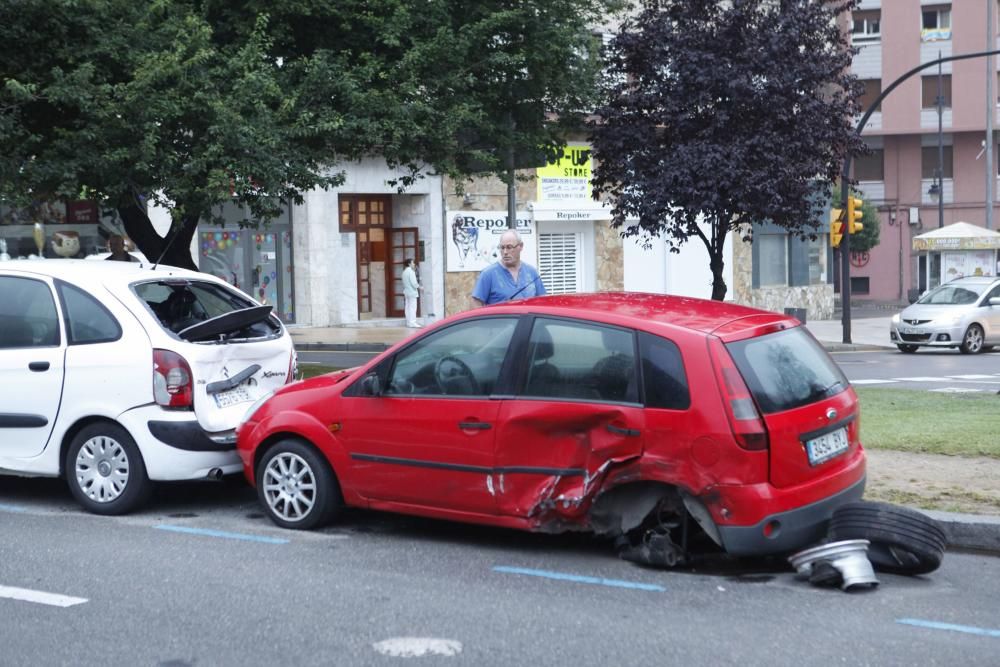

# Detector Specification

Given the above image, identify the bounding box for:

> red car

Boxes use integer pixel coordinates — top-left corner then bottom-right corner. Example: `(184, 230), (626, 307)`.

(236, 293), (865, 565)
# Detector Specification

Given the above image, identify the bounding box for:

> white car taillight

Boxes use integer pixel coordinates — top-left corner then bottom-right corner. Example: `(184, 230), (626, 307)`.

(287, 349), (298, 383)
(153, 349), (193, 408)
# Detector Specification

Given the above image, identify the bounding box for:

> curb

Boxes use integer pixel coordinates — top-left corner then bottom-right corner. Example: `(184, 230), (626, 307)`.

(820, 342), (892, 352)
(921, 509), (1000, 555)
(293, 342), (391, 352)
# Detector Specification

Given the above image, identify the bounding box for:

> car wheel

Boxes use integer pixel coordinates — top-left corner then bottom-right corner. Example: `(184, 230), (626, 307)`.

(828, 501), (946, 575)
(65, 423), (150, 515)
(896, 344), (918, 354)
(256, 439), (341, 530)
(959, 324), (985, 354)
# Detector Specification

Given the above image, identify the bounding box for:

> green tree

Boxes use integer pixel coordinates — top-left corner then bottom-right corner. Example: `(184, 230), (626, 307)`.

(0, 0), (618, 268)
(590, 0), (866, 301)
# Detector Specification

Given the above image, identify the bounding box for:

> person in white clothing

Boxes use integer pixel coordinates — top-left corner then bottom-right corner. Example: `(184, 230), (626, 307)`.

(402, 258), (422, 328)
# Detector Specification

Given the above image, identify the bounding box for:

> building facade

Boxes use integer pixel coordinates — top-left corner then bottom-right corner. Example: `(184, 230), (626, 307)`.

(850, 0), (1000, 301)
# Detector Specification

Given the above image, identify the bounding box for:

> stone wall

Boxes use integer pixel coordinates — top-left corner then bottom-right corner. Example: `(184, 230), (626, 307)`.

(595, 223), (624, 291)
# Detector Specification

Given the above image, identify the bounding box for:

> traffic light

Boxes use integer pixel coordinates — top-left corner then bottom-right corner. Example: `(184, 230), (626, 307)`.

(847, 196), (864, 235)
(830, 206), (844, 248)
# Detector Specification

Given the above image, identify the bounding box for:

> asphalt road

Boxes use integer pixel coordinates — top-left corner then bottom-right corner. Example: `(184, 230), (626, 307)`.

(832, 349), (1000, 392)
(2, 477), (1000, 666)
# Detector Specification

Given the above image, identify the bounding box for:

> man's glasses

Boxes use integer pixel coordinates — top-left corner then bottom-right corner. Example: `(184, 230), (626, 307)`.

(498, 244), (521, 251)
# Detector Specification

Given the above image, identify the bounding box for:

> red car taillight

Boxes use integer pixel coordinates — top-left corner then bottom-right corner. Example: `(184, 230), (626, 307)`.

(153, 349), (193, 408)
(707, 337), (769, 451)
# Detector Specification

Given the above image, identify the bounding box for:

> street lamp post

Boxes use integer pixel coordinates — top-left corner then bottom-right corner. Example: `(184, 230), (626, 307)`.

(935, 53), (945, 228)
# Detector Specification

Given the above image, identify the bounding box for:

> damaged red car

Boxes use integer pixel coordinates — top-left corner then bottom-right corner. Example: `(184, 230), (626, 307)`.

(236, 293), (865, 565)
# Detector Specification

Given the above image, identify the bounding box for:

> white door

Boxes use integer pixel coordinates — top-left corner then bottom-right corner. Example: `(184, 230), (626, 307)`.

(537, 221), (594, 294)
(0, 275), (65, 458)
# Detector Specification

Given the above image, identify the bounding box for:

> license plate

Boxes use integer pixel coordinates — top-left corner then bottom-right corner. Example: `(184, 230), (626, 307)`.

(213, 385), (253, 408)
(899, 326), (916, 334)
(805, 427), (849, 466)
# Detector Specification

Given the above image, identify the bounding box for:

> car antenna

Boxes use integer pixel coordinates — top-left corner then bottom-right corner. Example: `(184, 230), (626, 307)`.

(153, 224), (184, 270)
(505, 274), (542, 302)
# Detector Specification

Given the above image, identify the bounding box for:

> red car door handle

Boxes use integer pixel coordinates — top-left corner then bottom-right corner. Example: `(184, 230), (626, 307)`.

(606, 424), (640, 437)
(28, 361), (50, 372)
(458, 422), (492, 430)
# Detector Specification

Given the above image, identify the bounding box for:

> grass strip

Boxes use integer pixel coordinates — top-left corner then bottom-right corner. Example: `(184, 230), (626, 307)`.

(855, 387), (1000, 458)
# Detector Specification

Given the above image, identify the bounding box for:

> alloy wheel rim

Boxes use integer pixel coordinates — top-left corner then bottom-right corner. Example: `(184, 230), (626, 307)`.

(966, 327), (983, 352)
(75, 436), (129, 503)
(262, 452), (317, 522)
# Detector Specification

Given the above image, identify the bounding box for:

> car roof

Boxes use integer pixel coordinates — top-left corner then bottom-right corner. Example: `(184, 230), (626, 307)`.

(0, 258), (205, 283)
(473, 292), (795, 339)
(945, 276), (999, 285)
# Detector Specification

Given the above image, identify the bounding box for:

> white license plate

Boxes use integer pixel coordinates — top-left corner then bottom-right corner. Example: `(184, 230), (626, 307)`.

(213, 385), (253, 408)
(805, 427), (849, 466)
(899, 326), (916, 335)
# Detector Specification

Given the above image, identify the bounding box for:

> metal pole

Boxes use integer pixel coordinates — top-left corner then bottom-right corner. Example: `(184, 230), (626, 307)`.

(988, 0), (996, 230)
(506, 113), (516, 230)
(937, 53), (945, 228)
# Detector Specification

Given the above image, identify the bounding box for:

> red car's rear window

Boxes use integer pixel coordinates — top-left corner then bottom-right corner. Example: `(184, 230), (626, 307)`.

(724, 327), (848, 414)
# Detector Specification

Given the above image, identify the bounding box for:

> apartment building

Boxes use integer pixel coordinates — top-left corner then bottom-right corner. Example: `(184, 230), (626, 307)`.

(850, 0), (1000, 301)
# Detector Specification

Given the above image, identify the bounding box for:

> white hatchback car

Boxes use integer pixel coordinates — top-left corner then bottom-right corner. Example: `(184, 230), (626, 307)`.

(0, 259), (296, 514)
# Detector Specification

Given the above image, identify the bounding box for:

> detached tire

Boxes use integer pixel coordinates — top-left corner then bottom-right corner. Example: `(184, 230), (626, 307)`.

(829, 501), (946, 575)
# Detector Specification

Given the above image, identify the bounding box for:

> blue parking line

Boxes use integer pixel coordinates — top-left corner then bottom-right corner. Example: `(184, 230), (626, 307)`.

(155, 524), (289, 545)
(0, 503), (28, 513)
(493, 566), (665, 592)
(897, 618), (1000, 638)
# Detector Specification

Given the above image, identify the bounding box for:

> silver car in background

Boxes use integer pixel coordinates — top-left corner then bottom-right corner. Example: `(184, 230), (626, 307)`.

(890, 276), (1000, 354)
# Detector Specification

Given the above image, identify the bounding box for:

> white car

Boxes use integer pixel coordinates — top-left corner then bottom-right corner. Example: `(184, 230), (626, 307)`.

(0, 259), (296, 514)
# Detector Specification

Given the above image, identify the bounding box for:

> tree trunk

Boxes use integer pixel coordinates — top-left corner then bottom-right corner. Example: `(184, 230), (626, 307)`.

(117, 203), (198, 270)
(709, 249), (728, 301)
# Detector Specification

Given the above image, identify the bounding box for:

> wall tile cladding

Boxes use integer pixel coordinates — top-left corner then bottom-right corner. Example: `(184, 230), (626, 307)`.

(596, 223), (624, 291)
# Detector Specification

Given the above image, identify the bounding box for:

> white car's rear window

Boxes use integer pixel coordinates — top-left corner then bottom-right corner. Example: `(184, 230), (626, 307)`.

(134, 280), (281, 339)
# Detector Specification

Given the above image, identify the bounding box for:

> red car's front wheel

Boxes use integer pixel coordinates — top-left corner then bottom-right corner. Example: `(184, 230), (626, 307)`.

(256, 438), (342, 530)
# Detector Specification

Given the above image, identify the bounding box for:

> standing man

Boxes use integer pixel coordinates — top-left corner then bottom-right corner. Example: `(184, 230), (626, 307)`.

(402, 257), (422, 327)
(105, 234), (136, 262)
(471, 230), (546, 306)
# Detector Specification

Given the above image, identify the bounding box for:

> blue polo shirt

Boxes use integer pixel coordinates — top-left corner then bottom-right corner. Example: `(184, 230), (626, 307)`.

(471, 262), (546, 305)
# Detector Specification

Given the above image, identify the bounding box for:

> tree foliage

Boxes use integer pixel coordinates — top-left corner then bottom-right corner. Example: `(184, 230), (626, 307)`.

(590, 0), (866, 300)
(0, 0), (618, 268)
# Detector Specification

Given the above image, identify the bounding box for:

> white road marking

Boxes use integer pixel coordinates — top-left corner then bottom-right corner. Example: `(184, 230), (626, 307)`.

(372, 638), (462, 658)
(0, 585), (87, 608)
(851, 379), (898, 385)
(930, 388), (984, 393)
(894, 377), (949, 382)
(948, 374), (1000, 380)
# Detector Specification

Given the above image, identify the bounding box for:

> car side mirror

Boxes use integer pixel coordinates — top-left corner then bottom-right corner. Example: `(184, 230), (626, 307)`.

(990, 297), (1000, 307)
(360, 373), (382, 397)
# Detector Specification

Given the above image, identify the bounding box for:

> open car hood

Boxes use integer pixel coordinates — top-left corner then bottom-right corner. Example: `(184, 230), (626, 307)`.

(179, 305), (274, 341)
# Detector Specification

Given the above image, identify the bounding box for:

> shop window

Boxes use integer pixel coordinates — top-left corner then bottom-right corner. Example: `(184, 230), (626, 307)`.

(855, 149), (884, 181)
(758, 234), (788, 287)
(538, 231), (583, 294)
(850, 277), (870, 295)
(808, 236), (828, 285)
(921, 146), (953, 179)
(921, 75), (951, 109)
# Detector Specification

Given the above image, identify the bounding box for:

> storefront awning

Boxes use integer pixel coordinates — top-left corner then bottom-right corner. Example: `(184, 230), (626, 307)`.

(912, 221), (1000, 251)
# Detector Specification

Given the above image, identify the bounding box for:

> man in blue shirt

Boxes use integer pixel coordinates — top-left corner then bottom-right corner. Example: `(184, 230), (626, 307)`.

(471, 230), (546, 306)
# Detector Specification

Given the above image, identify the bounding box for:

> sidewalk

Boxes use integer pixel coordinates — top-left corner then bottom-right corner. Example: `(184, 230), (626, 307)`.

(288, 312), (999, 556)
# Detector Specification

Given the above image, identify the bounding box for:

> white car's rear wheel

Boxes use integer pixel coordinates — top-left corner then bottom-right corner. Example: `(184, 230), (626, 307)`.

(65, 423), (150, 515)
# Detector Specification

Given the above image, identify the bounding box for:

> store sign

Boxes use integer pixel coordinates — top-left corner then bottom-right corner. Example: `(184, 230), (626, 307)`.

(913, 236), (1000, 251)
(942, 251), (996, 279)
(536, 143), (592, 202)
(446, 211), (536, 272)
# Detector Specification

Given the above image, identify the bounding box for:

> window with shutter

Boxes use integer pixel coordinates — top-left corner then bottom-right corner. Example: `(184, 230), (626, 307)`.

(538, 231), (583, 294)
